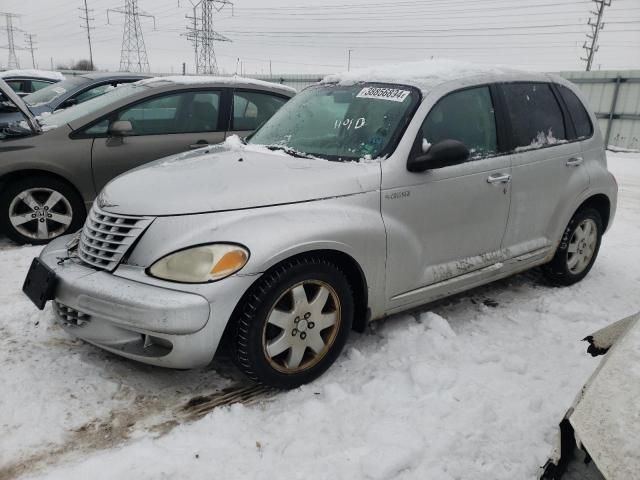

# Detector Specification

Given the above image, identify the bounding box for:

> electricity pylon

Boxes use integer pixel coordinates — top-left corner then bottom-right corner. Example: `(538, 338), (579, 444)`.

(184, 0), (233, 75)
(108, 0), (156, 73)
(0, 12), (24, 69)
(24, 33), (37, 68)
(581, 0), (612, 71)
(79, 0), (95, 70)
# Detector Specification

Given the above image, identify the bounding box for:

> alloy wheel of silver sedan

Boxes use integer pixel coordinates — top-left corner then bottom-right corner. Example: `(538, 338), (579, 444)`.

(263, 280), (342, 373)
(566, 218), (598, 275)
(9, 188), (74, 241)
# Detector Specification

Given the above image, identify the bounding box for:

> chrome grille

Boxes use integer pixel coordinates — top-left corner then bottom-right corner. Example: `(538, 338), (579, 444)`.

(78, 205), (153, 271)
(54, 301), (91, 327)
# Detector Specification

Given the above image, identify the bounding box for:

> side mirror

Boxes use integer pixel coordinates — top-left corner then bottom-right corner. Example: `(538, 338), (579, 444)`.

(407, 139), (470, 173)
(108, 120), (133, 137)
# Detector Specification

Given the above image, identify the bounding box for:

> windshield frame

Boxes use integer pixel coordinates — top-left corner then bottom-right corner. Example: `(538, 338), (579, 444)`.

(247, 82), (422, 162)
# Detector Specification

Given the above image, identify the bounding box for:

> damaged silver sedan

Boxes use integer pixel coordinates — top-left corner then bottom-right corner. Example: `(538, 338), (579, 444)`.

(23, 63), (618, 388)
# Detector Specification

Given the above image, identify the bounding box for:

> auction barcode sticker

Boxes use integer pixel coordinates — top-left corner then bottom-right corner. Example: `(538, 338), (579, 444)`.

(356, 87), (410, 102)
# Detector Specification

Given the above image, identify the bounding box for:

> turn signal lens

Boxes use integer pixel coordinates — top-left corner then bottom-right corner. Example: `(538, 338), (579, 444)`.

(211, 250), (248, 277)
(148, 244), (249, 283)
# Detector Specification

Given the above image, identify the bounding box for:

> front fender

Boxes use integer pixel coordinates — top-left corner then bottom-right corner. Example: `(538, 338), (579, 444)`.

(126, 192), (387, 318)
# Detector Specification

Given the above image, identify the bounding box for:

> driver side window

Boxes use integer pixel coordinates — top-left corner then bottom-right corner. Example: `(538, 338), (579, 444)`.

(422, 86), (497, 159)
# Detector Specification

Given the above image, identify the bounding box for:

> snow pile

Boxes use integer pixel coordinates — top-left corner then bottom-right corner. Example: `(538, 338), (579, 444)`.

(515, 129), (568, 152)
(223, 134), (328, 161)
(0, 152), (639, 479)
(0, 69), (64, 81)
(137, 75), (296, 94)
(322, 59), (523, 93)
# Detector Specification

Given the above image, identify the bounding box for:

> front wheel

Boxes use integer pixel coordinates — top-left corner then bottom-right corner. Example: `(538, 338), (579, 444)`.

(232, 257), (354, 389)
(0, 176), (86, 245)
(542, 208), (603, 286)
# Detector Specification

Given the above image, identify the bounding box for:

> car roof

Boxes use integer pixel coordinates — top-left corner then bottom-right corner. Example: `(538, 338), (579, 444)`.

(71, 72), (152, 81)
(137, 75), (297, 96)
(320, 59), (552, 95)
(0, 69), (64, 82)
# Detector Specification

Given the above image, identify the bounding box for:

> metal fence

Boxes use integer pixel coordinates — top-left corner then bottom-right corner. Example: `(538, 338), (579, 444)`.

(559, 70), (640, 151)
(247, 74), (324, 92)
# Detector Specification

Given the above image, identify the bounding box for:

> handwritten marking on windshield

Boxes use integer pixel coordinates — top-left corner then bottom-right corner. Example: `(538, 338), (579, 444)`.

(334, 117), (366, 130)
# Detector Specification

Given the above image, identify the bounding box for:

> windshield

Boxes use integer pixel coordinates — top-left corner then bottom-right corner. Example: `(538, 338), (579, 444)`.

(23, 76), (89, 106)
(248, 83), (420, 161)
(40, 83), (148, 127)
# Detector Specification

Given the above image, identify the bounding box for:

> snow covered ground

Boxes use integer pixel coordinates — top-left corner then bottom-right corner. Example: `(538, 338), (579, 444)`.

(1, 151), (639, 480)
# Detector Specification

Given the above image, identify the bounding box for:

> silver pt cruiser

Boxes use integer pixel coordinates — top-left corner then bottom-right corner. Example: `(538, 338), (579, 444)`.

(24, 62), (618, 388)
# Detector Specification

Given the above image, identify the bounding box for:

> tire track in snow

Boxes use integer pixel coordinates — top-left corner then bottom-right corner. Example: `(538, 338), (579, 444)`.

(0, 383), (276, 480)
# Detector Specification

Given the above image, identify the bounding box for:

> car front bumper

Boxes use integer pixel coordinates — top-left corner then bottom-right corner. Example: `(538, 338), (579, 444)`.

(39, 235), (252, 369)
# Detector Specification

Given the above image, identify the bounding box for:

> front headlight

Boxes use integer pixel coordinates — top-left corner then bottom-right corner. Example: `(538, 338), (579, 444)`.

(147, 243), (249, 283)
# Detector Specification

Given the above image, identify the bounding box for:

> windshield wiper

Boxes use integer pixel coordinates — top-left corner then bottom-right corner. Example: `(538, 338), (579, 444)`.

(265, 144), (313, 159)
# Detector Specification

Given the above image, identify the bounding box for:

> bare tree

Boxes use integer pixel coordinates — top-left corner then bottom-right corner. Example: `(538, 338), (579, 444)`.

(72, 59), (95, 71)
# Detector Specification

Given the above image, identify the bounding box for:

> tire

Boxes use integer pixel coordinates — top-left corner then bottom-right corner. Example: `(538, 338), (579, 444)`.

(232, 256), (354, 389)
(0, 175), (86, 245)
(542, 208), (603, 286)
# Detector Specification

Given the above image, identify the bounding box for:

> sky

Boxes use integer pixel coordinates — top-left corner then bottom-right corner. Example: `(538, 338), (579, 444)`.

(1, 0), (639, 75)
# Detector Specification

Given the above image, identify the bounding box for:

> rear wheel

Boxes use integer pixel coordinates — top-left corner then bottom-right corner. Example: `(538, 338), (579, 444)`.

(0, 176), (85, 245)
(542, 208), (602, 286)
(232, 257), (353, 389)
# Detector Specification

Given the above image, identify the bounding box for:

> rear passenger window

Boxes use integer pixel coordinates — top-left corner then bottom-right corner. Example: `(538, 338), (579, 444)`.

(558, 85), (593, 139)
(232, 91), (287, 131)
(422, 86), (497, 159)
(501, 83), (566, 150)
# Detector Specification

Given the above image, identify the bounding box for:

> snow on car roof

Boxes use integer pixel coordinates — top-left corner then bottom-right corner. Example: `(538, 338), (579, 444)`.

(137, 75), (297, 94)
(321, 59), (528, 93)
(0, 69), (64, 81)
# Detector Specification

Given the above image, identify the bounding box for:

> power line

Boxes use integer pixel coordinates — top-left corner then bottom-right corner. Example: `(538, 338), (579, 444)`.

(233, 0), (591, 12)
(582, 0), (613, 71)
(79, 0), (95, 69)
(108, 0), (156, 72)
(184, 0), (233, 74)
(216, 20), (638, 36)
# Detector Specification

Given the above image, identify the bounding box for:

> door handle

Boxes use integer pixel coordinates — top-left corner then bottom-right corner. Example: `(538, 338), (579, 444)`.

(566, 157), (583, 167)
(487, 173), (511, 184)
(189, 140), (209, 149)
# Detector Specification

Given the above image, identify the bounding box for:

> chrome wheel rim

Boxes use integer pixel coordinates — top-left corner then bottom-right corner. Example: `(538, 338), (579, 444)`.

(262, 280), (341, 374)
(8, 188), (73, 240)
(566, 218), (598, 274)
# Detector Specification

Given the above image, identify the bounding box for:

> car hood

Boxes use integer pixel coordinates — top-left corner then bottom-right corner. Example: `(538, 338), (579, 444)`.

(99, 144), (382, 216)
